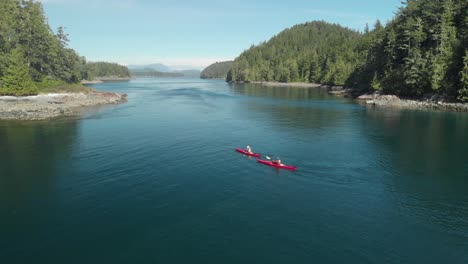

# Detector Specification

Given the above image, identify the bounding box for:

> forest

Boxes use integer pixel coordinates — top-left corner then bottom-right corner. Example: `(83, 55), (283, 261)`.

(200, 61), (233, 79)
(0, 0), (129, 96)
(85, 62), (130, 80)
(228, 0), (468, 101)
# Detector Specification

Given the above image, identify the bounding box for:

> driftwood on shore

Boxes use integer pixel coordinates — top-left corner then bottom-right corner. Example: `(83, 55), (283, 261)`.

(0, 91), (127, 120)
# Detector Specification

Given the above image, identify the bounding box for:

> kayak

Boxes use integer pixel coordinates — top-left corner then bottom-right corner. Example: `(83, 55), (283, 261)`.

(256, 159), (297, 171)
(235, 148), (261, 157)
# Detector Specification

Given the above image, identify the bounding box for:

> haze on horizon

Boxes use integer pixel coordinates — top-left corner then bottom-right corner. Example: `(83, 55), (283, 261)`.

(39, 0), (402, 70)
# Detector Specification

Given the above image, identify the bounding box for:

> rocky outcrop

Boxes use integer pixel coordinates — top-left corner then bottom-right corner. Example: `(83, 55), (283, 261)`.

(364, 94), (468, 112)
(0, 91), (127, 120)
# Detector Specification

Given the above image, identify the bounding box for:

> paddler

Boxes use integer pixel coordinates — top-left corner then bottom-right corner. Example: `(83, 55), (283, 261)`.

(273, 158), (282, 165)
(246, 145), (252, 154)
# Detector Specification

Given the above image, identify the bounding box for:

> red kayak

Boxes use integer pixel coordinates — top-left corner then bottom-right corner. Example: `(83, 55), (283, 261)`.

(235, 148), (261, 157)
(256, 159), (297, 171)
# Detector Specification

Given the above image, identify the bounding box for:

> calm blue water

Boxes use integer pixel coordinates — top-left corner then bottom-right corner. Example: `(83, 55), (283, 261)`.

(1, 78), (467, 263)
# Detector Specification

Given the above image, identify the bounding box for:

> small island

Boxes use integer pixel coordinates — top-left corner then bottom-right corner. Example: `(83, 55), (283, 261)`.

(0, 1), (129, 120)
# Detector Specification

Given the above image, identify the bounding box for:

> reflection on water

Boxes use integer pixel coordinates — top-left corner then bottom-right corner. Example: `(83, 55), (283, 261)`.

(230, 83), (359, 132)
(0, 120), (79, 210)
(230, 83), (333, 100)
(366, 109), (468, 187)
(364, 109), (468, 233)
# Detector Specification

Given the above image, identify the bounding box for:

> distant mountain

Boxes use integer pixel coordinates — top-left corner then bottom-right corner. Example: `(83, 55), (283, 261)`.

(130, 70), (184, 78)
(85, 62), (130, 80)
(200, 61), (233, 79)
(128, 63), (171, 72)
(128, 63), (201, 78)
(129, 68), (201, 78)
(175, 69), (201, 78)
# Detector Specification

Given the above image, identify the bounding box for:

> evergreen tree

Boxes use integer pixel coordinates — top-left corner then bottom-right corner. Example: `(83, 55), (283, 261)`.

(371, 72), (382, 91)
(1, 48), (38, 96)
(0, 0), (126, 94)
(458, 51), (468, 102)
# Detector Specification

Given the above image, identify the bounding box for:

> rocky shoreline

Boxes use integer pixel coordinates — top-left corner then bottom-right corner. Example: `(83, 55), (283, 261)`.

(244, 81), (468, 112)
(0, 91), (127, 120)
(357, 93), (468, 112)
(250, 81), (322, 88)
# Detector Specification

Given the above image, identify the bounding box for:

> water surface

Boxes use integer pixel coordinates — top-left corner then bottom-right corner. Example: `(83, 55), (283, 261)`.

(1, 79), (467, 263)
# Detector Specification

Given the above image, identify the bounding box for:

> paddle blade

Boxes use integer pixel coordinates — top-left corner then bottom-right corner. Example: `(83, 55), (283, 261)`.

(266, 156), (271, 160)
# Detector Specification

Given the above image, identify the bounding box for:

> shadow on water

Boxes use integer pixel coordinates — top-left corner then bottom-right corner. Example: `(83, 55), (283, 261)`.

(230, 83), (334, 101)
(0, 119), (80, 216)
(229, 83), (359, 132)
(364, 108), (468, 233)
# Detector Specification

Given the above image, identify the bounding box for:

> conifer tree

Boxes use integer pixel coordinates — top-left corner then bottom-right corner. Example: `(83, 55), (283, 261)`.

(458, 51), (468, 102)
(1, 48), (38, 96)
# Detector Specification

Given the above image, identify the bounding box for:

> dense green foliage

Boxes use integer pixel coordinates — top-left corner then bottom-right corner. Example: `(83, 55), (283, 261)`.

(459, 53), (468, 101)
(0, 0), (129, 96)
(84, 62), (130, 80)
(351, 0), (468, 98)
(228, 0), (468, 100)
(0, 48), (37, 95)
(227, 21), (362, 85)
(200, 61), (233, 79)
(0, 0), (85, 94)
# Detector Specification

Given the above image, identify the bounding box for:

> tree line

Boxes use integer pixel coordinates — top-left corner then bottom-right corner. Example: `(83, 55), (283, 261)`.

(85, 62), (130, 80)
(0, 0), (129, 96)
(130, 69), (186, 78)
(200, 61), (233, 79)
(228, 0), (468, 101)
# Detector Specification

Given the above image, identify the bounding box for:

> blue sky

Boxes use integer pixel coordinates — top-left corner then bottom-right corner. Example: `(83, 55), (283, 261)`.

(39, 0), (402, 69)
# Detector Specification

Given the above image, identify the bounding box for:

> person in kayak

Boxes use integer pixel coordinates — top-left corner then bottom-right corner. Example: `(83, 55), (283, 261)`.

(246, 145), (252, 154)
(273, 158), (283, 165)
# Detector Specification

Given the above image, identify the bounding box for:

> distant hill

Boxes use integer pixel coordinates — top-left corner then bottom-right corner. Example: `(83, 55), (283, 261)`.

(128, 64), (201, 78)
(85, 62), (130, 80)
(175, 69), (201, 78)
(130, 68), (201, 78)
(200, 61), (233, 79)
(128, 63), (171, 72)
(130, 69), (184, 78)
(227, 21), (361, 85)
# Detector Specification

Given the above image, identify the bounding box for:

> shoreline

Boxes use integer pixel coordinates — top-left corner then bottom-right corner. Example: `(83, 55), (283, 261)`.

(0, 90), (127, 120)
(231, 81), (468, 112)
(81, 77), (132, 85)
(357, 93), (468, 112)
(250, 81), (322, 88)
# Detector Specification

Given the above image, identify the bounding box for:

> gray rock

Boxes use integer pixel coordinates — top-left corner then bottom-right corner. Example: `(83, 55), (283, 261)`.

(0, 92), (127, 120)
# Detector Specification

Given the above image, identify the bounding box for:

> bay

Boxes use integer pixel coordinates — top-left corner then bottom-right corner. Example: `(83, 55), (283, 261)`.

(1, 78), (467, 263)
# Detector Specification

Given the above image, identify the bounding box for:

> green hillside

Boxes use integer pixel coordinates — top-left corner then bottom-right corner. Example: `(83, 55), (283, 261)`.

(201, 61), (233, 79)
(228, 0), (468, 100)
(227, 21), (362, 85)
(84, 62), (130, 80)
